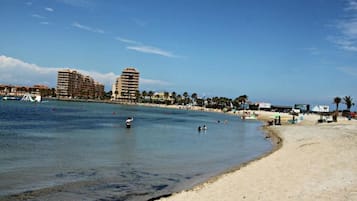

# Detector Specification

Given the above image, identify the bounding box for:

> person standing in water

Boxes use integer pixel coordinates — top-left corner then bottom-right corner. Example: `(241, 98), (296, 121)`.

(126, 117), (134, 128)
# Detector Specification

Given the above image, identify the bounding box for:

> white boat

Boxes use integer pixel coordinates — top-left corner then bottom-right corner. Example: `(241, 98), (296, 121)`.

(2, 96), (20, 101)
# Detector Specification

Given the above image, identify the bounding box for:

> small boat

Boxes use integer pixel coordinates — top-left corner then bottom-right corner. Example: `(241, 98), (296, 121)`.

(2, 96), (20, 101)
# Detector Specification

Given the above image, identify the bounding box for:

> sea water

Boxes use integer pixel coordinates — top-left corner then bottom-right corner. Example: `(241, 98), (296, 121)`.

(0, 100), (272, 201)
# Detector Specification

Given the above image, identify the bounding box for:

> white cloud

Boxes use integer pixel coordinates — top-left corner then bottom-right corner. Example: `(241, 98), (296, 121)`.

(115, 37), (140, 45)
(45, 7), (54, 12)
(329, 1), (357, 51)
(31, 14), (46, 19)
(127, 45), (177, 58)
(337, 67), (357, 77)
(115, 37), (181, 58)
(0, 55), (170, 90)
(26, 2), (32, 6)
(345, 0), (357, 11)
(72, 22), (105, 34)
(40, 22), (50, 25)
(140, 78), (171, 86)
(0, 55), (60, 86)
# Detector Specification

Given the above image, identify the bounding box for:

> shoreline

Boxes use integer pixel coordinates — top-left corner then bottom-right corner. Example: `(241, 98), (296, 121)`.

(0, 100), (279, 201)
(5, 99), (356, 200)
(158, 114), (357, 201)
(150, 114), (284, 201)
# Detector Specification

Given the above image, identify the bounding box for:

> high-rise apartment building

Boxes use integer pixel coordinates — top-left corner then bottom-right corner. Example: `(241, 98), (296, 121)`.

(57, 69), (104, 99)
(112, 67), (140, 102)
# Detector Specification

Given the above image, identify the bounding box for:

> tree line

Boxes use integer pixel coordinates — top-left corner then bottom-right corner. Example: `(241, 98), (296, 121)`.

(333, 96), (355, 112)
(132, 90), (249, 111)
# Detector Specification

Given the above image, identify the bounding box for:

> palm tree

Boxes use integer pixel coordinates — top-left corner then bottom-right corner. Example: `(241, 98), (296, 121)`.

(177, 94), (182, 105)
(135, 90), (141, 102)
(343, 96), (354, 111)
(148, 91), (154, 103)
(334, 96), (342, 112)
(51, 88), (56, 97)
(114, 90), (118, 99)
(164, 91), (170, 104)
(183, 92), (188, 99)
(171, 91), (177, 104)
(191, 93), (198, 105)
(164, 91), (169, 99)
(183, 92), (189, 105)
(333, 96), (342, 122)
(142, 90), (147, 97)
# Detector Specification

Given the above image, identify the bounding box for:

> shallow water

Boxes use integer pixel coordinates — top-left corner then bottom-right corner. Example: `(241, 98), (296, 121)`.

(0, 100), (272, 200)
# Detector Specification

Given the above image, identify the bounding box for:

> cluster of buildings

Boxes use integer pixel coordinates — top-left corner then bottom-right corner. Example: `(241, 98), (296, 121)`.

(1, 67), (141, 101)
(56, 69), (105, 99)
(56, 67), (140, 101)
(0, 84), (54, 97)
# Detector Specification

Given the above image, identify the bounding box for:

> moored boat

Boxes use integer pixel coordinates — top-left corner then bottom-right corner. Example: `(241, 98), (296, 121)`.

(2, 96), (20, 101)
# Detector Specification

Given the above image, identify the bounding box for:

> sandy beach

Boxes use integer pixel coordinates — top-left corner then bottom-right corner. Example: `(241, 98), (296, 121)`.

(159, 112), (357, 201)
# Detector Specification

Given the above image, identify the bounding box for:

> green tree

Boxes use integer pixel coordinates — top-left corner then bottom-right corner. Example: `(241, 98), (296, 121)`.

(177, 94), (183, 105)
(233, 95), (248, 109)
(191, 93), (198, 104)
(183, 92), (189, 105)
(343, 96), (354, 111)
(238, 95), (248, 104)
(141, 90), (147, 103)
(142, 90), (147, 97)
(114, 90), (118, 99)
(51, 88), (56, 97)
(164, 91), (169, 100)
(148, 91), (154, 103)
(183, 92), (188, 99)
(171, 91), (177, 104)
(135, 90), (141, 102)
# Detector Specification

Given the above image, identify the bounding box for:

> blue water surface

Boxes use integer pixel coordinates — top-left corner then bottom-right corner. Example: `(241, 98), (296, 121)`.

(0, 100), (272, 201)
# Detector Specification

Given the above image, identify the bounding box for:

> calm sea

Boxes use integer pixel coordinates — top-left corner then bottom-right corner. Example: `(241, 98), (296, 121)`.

(0, 100), (272, 201)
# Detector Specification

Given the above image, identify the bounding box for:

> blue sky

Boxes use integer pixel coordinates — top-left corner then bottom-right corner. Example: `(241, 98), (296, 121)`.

(0, 0), (356, 107)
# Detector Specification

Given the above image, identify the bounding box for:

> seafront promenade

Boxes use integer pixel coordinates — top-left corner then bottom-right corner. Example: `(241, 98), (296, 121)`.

(159, 112), (357, 201)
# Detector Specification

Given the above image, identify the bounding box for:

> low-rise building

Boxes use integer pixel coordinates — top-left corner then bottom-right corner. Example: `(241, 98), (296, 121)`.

(0, 84), (54, 97)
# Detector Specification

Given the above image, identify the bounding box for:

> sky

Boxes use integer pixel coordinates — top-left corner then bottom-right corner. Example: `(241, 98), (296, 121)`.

(0, 0), (356, 107)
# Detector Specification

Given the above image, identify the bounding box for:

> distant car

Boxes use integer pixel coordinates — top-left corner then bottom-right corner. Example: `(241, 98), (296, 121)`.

(342, 110), (356, 119)
(342, 110), (350, 117)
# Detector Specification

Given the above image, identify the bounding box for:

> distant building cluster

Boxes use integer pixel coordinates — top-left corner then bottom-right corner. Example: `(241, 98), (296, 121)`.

(57, 69), (104, 99)
(0, 84), (54, 97)
(2, 67), (140, 101)
(112, 67), (140, 102)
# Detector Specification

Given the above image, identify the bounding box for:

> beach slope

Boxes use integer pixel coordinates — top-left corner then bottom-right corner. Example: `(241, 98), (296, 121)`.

(160, 119), (357, 201)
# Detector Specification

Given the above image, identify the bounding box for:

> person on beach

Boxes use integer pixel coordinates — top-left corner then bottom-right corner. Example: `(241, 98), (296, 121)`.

(126, 117), (134, 128)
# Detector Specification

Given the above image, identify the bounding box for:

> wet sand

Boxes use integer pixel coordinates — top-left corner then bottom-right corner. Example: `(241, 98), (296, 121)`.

(159, 113), (357, 201)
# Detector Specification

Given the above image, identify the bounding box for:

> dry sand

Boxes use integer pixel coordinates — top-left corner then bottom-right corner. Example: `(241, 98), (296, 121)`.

(159, 113), (357, 201)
